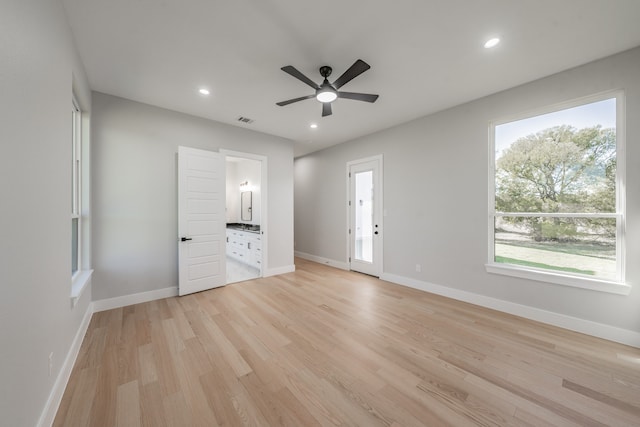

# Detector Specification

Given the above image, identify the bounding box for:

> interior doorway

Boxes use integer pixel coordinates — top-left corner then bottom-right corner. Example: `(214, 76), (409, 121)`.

(347, 155), (383, 277)
(222, 150), (268, 284)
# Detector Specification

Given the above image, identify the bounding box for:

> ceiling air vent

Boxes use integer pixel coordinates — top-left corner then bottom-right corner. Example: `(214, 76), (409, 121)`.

(236, 116), (254, 124)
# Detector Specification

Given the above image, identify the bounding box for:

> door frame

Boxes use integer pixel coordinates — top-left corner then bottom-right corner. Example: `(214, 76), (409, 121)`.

(220, 149), (268, 278)
(346, 154), (383, 276)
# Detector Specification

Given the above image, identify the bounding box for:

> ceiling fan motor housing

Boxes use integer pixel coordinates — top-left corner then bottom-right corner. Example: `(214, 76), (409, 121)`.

(319, 66), (332, 78)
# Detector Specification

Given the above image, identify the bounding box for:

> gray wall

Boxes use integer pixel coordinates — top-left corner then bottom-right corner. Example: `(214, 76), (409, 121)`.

(295, 47), (640, 334)
(0, 0), (93, 425)
(91, 92), (294, 300)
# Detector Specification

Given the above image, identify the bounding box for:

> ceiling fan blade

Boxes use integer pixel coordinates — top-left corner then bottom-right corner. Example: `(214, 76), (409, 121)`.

(337, 92), (379, 103)
(276, 94), (315, 106)
(322, 102), (332, 117)
(281, 66), (320, 90)
(332, 59), (371, 90)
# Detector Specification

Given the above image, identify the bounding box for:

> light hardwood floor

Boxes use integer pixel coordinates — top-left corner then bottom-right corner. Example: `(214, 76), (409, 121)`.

(55, 258), (640, 426)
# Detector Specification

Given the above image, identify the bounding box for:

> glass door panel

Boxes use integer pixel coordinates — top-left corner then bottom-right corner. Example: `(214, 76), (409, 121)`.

(354, 170), (373, 263)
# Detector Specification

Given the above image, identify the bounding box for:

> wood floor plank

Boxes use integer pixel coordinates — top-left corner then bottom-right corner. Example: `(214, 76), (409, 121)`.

(55, 258), (640, 426)
(139, 382), (167, 427)
(115, 380), (141, 427)
(239, 372), (308, 427)
(74, 325), (107, 370)
(199, 367), (244, 426)
(137, 343), (158, 385)
(173, 347), (219, 426)
(89, 348), (118, 426)
(162, 391), (194, 427)
(53, 366), (98, 427)
(203, 313), (253, 377)
(279, 367), (347, 427)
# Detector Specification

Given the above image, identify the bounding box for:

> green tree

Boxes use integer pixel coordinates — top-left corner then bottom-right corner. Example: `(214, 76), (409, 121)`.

(496, 125), (615, 241)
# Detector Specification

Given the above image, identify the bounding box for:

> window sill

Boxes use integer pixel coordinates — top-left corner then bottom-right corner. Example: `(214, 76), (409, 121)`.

(485, 263), (630, 295)
(71, 269), (93, 307)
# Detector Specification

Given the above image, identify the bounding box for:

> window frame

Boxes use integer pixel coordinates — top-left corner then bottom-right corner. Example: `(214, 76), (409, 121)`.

(486, 91), (628, 295)
(70, 95), (93, 306)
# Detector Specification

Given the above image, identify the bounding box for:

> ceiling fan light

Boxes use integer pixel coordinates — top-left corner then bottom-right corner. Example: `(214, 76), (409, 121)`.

(316, 89), (337, 103)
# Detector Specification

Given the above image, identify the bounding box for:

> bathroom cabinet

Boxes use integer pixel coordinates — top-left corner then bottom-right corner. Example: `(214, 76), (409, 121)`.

(226, 229), (262, 269)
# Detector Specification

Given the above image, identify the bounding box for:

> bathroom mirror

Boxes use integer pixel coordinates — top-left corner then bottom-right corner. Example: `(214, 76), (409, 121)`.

(241, 191), (252, 221)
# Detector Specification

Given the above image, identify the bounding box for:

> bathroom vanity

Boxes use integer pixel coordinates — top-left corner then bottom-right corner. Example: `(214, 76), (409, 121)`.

(226, 223), (262, 270)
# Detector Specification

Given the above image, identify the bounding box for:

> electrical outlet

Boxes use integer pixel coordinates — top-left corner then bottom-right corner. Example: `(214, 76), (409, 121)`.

(415, 264), (421, 273)
(48, 352), (53, 377)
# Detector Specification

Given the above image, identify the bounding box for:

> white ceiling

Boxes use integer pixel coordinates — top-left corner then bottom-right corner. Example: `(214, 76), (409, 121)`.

(62, 0), (640, 157)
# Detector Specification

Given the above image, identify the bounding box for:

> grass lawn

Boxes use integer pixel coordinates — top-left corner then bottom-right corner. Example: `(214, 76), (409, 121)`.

(495, 256), (595, 276)
(494, 238), (615, 260)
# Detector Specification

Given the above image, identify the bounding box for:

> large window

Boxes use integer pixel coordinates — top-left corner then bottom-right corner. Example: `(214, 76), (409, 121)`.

(71, 99), (81, 276)
(488, 93), (626, 293)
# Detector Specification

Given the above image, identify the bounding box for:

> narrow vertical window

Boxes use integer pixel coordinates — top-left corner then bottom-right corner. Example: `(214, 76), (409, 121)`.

(71, 99), (81, 276)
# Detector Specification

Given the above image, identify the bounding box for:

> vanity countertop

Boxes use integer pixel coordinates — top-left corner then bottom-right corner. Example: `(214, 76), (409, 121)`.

(226, 223), (260, 233)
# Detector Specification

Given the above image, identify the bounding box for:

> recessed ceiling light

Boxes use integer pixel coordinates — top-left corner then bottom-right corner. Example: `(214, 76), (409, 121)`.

(199, 88), (210, 95)
(310, 123), (318, 129)
(484, 38), (500, 49)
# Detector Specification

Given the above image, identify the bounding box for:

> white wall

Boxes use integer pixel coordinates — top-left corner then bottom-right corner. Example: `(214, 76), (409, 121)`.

(91, 92), (295, 300)
(0, 1), (93, 426)
(225, 158), (261, 224)
(236, 159), (261, 225)
(295, 47), (640, 338)
(226, 161), (239, 222)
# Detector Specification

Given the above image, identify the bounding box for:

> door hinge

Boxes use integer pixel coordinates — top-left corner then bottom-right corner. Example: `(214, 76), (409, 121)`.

(348, 172), (351, 178)
(348, 200), (351, 206)
(348, 228), (351, 234)
(349, 257), (351, 262)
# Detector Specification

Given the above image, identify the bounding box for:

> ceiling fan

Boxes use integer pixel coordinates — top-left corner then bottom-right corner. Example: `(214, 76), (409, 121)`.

(276, 59), (379, 117)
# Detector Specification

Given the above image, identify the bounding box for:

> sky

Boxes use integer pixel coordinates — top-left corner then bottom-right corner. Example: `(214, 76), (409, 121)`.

(495, 97), (616, 158)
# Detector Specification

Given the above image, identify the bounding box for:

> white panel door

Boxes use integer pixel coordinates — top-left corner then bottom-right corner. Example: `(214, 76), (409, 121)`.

(348, 156), (383, 277)
(178, 146), (226, 296)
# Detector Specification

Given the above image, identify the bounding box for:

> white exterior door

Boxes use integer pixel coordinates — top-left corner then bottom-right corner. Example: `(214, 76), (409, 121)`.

(178, 146), (226, 296)
(348, 156), (383, 277)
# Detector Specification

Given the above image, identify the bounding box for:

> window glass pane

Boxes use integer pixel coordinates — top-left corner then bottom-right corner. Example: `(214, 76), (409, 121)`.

(495, 216), (616, 280)
(495, 98), (616, 214)
(72, 217), (79, 274)
(72, 108), (76, 212)
(354, 170), (373, 263)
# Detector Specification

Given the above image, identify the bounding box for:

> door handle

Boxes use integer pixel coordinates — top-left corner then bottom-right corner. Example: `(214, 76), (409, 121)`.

(181, 237), (193, 242)
(374, 231), (379, 235)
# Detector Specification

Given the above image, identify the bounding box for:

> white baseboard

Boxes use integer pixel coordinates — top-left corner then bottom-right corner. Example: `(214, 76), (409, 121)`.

(37, 302), (93, 427)
(264, 264), (296, 277)
(380, 272), (640, 348)
(295, 251), (349, 271)
(93, 286), (178, 313)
